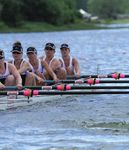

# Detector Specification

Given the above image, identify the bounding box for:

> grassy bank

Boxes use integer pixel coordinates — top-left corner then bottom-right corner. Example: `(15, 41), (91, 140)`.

(0, 20), (104, 33)
(0, 19), (129, 33)
(101, 18), (129, 24)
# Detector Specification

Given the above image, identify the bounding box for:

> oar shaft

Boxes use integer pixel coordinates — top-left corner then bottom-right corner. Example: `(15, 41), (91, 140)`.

(44, 79), (129, 84)
(3, 85), (129, 91)
(67, 74), (129, 79)
(36, 90), (129, 95)
(3, 82), (129, 91)
(64, 85), (129, 89)
(1, 90), (129, 95)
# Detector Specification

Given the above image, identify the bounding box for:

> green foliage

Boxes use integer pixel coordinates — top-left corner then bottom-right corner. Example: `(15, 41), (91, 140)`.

(75, 0), (88, 10)
(0, 0), (129, 27)
(0, 7), (1, 20)
(87, 0), (127, 19)
(22, 0), (77, 25)
(0, 0), (79, 27)
(120, 0), (129, 13)
(1, 0), (23, 27)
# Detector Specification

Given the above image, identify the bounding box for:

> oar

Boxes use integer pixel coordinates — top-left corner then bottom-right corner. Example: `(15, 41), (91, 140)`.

(4, 85), (129, 91)
(42, 79), (129, 84)
(67, 73), (128, 79)
(3, 79), (129, 91)
(1, 90), (129, 96)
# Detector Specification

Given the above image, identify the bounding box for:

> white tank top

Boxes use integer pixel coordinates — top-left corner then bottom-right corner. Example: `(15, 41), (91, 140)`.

(29, 59), (44, 73)
(11, 59), (26, 75)
(43, 56), (56, 67)
(0, 61), (10, 79)
(60, 56), (74, 71)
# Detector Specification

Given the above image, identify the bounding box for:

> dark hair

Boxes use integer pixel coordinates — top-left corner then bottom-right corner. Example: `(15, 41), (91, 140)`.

(0, 49), (4, 58)
(13, 41), (22, 47)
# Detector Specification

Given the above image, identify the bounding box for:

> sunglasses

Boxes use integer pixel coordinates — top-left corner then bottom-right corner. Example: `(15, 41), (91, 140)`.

(60, 48), (69, 51)
(0, 57), (4, 59)
(27, 52), (34, 55)
(12, 52), (21, 54)
(45, 47), (54, 51)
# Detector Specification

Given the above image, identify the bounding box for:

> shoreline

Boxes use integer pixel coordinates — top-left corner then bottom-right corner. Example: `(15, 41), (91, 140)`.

(0, 19), (129, 33)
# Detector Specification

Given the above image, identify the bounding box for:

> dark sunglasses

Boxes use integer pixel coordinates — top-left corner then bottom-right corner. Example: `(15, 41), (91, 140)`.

(60, 48), (68, 50)
(27, 52), (34, 55)
(45, 47), (53, 51)
(12, 52), (21, 54)
(0, 57), (4, 59)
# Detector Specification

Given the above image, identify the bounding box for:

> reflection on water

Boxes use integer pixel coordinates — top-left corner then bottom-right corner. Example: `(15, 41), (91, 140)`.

(1, 29), (129, 150)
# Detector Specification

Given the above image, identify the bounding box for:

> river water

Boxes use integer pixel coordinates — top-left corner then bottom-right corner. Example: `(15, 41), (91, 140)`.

(0, 29), (129, 150)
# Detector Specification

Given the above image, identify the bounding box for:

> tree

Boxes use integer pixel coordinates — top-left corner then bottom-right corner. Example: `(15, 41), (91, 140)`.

(75, 0), (88, 11)
(87, 0), (125, 19)
(0, 5), (1, 21)
(1, 0), (23, 27)
(22, 0), (77, 25)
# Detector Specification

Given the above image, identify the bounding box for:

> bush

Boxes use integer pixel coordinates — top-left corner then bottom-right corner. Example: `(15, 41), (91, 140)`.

(1, 0), (23, 27)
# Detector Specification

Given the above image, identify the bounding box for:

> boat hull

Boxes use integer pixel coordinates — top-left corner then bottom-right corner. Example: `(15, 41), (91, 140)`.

(0, 95), (62, 110)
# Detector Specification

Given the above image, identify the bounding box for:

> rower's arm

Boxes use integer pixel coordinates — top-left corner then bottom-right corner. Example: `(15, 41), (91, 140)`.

(73, 58), (80, 77)
(8, 64), (22, 86)
(42, 60), (58, 81)
(18, 61), (31, 74)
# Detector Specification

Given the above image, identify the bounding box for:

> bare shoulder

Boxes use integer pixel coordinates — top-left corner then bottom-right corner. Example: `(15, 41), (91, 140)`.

(8, 63), (16, 72)
(8, 63), (15, 68)
(72, 57), (78, 62)
(53, 58), (61, 67)
(53, 57), (59, 62)
(72, 57), (79, 65)
(22, 60), (30, 66)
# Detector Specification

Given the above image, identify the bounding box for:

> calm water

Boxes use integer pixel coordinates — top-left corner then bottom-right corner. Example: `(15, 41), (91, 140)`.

(1, 29), (129, 150)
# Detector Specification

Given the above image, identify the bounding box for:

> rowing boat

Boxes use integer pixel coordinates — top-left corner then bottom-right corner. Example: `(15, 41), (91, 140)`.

(2, 74), (129, 110)
(0, 94), (62, 111)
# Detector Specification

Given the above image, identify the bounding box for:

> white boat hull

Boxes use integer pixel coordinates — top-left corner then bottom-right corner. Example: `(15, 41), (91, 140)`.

(0, 95), (62, 111)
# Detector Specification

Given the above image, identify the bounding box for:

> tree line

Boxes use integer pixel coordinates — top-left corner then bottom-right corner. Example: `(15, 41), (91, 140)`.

(0, 0), (129, 27)
(0, 0), (79, 27)
(87, 0), (129, 19)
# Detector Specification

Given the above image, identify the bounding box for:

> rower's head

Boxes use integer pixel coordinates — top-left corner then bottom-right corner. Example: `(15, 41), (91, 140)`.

(60, 43), (70, 55)
(13, 41), (22, 47)
(27, 47), (37, 58)
(44, 43), (55, 52)
(0, 49), (5, 60)
(11, 46), (23, 59)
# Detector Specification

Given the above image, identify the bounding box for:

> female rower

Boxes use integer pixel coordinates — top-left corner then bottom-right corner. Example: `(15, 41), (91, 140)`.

(41, 42), (66, 80)
(9, 45), (37, 86)
(59, 43), (80, 77)
(0, 49), (22, 89)
(26, 46), (58, 84)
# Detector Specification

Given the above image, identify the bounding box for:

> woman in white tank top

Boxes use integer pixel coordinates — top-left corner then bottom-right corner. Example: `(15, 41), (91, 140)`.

(27, 47), (58, 84)
(59, 43), (80, 77)
(0, 49), (22, 89)
(9, 44), (36, 86)
(42, 42), (66, 80)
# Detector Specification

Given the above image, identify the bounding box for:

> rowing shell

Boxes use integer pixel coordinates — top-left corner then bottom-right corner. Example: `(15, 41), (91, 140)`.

(0, 94), (62, 111)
